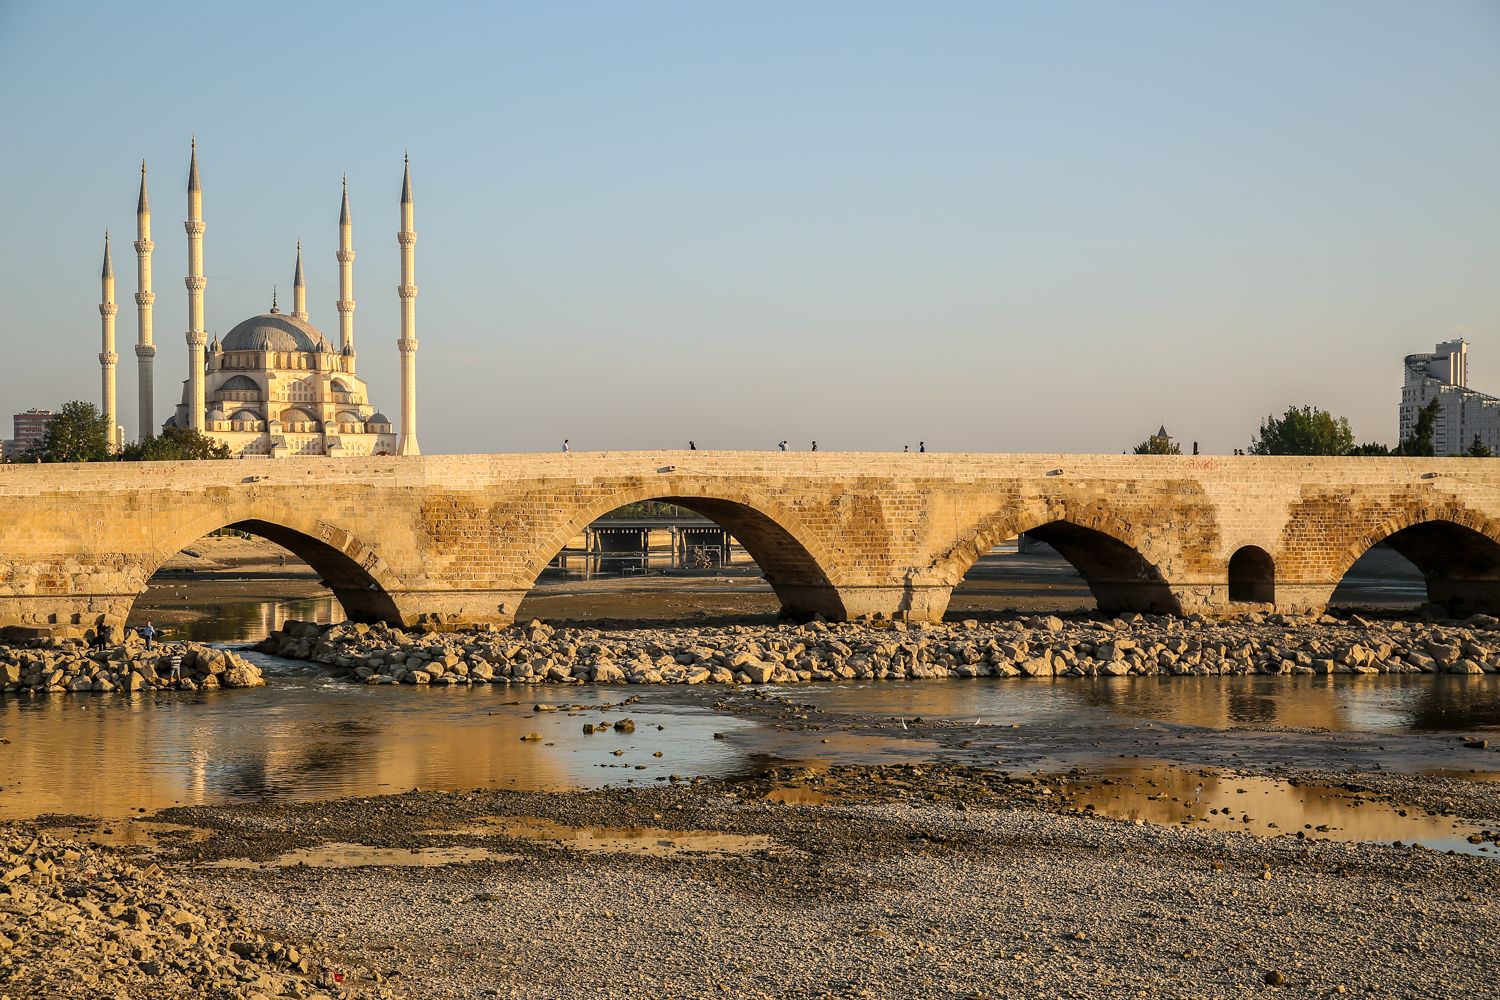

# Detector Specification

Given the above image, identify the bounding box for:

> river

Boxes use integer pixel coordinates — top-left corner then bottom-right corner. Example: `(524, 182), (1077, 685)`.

(9, 592), (1500, 857)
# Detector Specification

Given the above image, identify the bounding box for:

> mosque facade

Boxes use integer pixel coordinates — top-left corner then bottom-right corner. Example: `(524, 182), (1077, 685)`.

(97, 141), (421, 458)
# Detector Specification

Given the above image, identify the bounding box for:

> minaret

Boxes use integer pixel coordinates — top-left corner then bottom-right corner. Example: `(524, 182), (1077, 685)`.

(133, 160), (156, 440)
(291, 240), (308, 321)
(396, 154), (420, 455)
(98, 232), (119, 452)
(183, 138), (207, 432)
(336, 174), (355, 355)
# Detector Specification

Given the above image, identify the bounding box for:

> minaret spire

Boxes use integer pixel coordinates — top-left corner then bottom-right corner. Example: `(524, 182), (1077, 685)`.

(134, 159), (156, 440)
(291, 240), (308, 320)
(99, 231), (120, 452)
(396, 153), (420, 455)
(336, 174), (356, 355)
(184, 137), (207, 432)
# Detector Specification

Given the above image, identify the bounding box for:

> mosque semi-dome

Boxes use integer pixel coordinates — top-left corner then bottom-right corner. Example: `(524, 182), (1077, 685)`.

(221, 311), (334, 353)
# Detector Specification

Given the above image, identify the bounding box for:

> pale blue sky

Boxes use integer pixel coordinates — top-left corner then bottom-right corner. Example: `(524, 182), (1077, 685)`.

(1, 1), (1496, 454)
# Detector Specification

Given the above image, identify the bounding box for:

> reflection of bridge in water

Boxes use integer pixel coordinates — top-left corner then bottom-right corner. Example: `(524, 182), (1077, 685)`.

(550, 518), (745, 578)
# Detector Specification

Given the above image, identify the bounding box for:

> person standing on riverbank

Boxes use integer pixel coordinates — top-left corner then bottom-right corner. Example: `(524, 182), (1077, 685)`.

(140, 622), (156, 650)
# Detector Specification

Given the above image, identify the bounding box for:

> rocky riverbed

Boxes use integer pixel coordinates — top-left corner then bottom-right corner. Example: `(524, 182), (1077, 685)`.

(256, 611), (1500, 687)
(0, 638), (264, 695)
(5, 757), (1499, 999)
(0, 828), (391, 999)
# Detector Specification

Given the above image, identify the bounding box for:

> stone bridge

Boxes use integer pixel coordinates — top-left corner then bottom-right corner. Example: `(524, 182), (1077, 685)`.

(2, 452), (1500, 635)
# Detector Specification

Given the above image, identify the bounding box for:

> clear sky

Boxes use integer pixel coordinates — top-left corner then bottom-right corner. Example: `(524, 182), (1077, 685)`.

(0, 0), (1496, 454)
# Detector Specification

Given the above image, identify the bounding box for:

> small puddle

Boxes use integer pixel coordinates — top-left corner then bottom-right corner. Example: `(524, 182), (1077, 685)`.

(202, 843), (520, 870)
(1055, 764), (1498, 857)
(43, 820), (213, 849)
(425, 815), (775, 858)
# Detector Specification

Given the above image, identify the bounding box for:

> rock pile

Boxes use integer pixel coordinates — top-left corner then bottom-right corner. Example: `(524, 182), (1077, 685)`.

(256, 612), (1500, 687)
(0, 639), (264, 695)
(0, 829), (384, 998)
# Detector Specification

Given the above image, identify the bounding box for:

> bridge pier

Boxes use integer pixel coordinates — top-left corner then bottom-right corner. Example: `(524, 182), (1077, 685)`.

(0, 594), (135, 640)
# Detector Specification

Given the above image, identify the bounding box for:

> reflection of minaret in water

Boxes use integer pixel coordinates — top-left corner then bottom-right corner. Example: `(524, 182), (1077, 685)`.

(98, 232), (119, 451)
(134, 161), (156, 440)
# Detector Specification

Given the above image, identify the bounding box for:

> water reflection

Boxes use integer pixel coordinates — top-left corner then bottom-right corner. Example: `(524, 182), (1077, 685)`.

(0, 655), (753, 821)
(1059, 763), (1492, 856)
(126, 595), (344, 643)
(6, 653), (1500, 827)
(782, 674), (1500, 733)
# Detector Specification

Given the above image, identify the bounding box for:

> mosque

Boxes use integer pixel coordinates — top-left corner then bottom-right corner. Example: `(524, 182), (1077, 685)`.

(95, 140), (420, 457)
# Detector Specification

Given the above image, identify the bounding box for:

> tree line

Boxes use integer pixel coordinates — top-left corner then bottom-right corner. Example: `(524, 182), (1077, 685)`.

(1133, 401), (1491, 457)
(11, 401), (230, 463)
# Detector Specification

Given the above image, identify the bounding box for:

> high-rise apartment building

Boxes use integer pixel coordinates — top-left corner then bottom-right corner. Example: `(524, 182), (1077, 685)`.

(1400, 340), (1500, 455)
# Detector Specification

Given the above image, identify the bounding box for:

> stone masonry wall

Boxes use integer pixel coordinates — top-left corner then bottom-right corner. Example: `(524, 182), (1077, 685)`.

(1, 452), (1498, 633)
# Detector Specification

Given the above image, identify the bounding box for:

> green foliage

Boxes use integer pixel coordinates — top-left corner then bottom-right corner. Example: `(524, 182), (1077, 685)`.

(602, 501), (693, 519)
(1466, 435), (1493, 458)
(1132, 433), (1181, 455)
(1347, 442), (1393, 456)
(120, 426), (232, 461)
(1398, 399), (1439, 457)
(28, 401), (109, 463)
(1249, 405), (1355, 456)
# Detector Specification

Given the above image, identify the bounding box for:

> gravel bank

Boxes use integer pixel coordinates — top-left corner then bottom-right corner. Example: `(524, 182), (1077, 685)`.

(7, 756), (1499, 999)
(257, 611), (1500, 687)
(0, 829), (390, 999)
(157, 766), (1500, 999)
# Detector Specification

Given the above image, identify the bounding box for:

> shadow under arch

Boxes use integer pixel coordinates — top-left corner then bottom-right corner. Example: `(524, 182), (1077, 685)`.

(942, 510), (1179, 616)
(520, 492), (847, 621)
(134, 517), (403, 625)
(1228, 545), (1276, 604)
(1333, 517), (1500, 616)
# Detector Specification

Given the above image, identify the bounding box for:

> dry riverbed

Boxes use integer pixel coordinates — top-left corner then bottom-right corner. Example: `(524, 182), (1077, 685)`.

(5, 752), (1500, 999)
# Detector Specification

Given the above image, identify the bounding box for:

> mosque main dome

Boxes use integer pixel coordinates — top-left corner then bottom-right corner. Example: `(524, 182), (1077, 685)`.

(221, 311), (335, 353)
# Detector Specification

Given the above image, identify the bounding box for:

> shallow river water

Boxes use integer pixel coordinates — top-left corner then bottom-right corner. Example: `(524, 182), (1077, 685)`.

(6, 648), (1500, 853)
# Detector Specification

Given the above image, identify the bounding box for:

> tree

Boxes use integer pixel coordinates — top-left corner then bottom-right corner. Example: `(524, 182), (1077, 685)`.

(1399, 399), (1439, 457)
(1466, 435), (1493, 458)
(28, 401), (110, 463)
(1347, 442), (1393, 456)
(1133, 425), (1181, 455)
(1249, 405), (1354, 456)
(120, 426), (232, 461)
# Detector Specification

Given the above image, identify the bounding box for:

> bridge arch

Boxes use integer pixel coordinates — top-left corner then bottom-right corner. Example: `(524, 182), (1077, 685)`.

(1228, 546), (1275, 604)
(136, 508), (404, 625)
(517, 481), (847, 621)
(1329, 507), (1500, 616)
(935, 503), (1179, 616)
